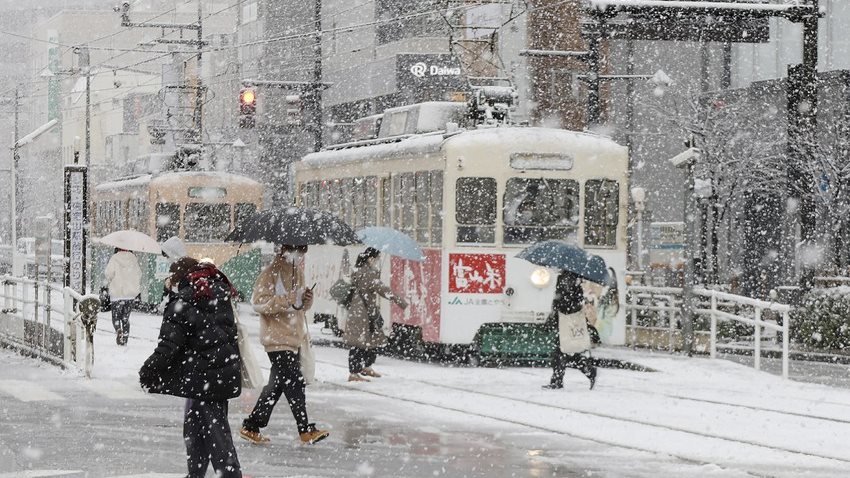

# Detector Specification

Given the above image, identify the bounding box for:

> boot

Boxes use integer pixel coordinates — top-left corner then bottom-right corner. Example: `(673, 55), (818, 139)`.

(239, 427), (270, 445)
(360, 367), (382, 378)
(348, 373), (370, 382)
(587, 366), (597, 390)
(541, 382), (563, 390)
(299, 424), (329, 444)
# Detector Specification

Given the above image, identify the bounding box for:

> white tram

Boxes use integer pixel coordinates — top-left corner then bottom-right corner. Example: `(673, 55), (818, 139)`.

(294, 106), (628, 361)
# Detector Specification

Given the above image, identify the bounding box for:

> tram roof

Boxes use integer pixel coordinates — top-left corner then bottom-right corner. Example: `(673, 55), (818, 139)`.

(301, 127), (626, 168)
(95, 171), (261, 192)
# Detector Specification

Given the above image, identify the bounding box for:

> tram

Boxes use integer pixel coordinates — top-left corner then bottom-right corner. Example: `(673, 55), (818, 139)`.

(91, 171), (264, 303)
(294, 101), (628, 363)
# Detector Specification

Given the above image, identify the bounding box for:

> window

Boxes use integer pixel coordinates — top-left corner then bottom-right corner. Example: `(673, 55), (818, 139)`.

(352, 178), (366, 229)
(455, 177), (496, 243)
(155, 203), (181, 242)
(128, 198), (149, 233)
(584, 180), (620, 247)
(364, 176), (379, 227)
(340, 178), (354, 225)
(503, 178), (579, 244)
(188, 187), (226, 199)
(330, 180), (342, 217)
(376, 0), (450, 45)
(380, 177), (391, 226)
(430, 171), (443, 243)
(184, 204), (232, 243)
(400, 173), (415, 236)
(234, 203), (257, 232)
(415, 171), (430, 244)
(319, 181), (331, 212)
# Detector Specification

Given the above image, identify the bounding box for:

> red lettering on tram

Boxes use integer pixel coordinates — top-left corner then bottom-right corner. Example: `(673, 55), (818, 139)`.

(448, 253), (505, 294)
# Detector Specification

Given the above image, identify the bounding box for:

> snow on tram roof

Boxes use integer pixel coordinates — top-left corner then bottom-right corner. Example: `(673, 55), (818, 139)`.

(95, 171), (261, 191)
(301, 127), (625, 167)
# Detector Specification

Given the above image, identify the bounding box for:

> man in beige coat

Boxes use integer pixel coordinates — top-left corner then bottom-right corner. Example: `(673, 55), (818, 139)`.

(345, 247), (408, 382)
(239, 245), (329, 445)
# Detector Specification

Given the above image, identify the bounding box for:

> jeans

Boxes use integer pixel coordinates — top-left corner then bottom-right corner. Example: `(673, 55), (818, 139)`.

(349, 348), (378, 374)
(184, 399), (241, 478)
(243, 351), (310, 434)
(111, 300), (132, 344)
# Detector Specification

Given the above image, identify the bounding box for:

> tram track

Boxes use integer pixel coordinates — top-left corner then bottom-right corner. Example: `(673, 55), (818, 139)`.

(503, 367), (850, 425)
(315, 358), (850, 472)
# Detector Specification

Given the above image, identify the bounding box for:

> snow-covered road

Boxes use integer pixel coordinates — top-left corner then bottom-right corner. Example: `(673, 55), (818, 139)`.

(1, 307), (848, 477)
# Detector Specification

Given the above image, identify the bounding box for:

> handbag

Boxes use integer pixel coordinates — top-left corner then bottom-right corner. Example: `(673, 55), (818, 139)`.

(99, 287), (112, 313)
(300, 315), (316, 385)
(558, 311), (591, 354)
(329, 278), (354, 308)
(233, 304), (264, 389)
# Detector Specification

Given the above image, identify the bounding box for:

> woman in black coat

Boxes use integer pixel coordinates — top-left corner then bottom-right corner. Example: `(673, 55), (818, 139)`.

(544, 271), (597, 390)
(140, 259), (243, 478)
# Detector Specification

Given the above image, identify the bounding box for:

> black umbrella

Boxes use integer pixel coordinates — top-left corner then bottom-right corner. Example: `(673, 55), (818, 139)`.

(226, 207), (360, 246)
(516, 240), (613, 286)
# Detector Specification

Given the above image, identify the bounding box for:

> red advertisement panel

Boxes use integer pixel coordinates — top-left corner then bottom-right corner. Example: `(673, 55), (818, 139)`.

(448, 253), (505, 294)
(390, 249), (442, 343)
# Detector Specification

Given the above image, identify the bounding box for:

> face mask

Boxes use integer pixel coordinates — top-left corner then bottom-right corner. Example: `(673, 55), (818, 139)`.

(282, 251), (304, 263)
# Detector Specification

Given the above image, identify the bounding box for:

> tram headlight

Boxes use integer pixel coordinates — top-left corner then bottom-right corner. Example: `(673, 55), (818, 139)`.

(530, 267), (551, 288)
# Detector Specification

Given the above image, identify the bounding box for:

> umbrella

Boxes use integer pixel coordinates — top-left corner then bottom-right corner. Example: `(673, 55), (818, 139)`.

(226, 207), (360, 246)
(97, 230), (162, 254)
(357, 227), (425, 262)
(516, 240), (613, 286)
(161, 236), (188, 258)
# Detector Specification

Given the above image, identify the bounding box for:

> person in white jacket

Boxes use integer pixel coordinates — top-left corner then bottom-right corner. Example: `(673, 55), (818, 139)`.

(104, 248), (142, 345)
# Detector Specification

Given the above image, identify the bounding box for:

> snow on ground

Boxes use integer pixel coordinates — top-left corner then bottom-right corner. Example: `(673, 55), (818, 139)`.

(61, 307), (850, 477)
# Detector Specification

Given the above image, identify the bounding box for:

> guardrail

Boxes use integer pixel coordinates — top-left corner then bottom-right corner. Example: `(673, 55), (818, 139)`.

(0, 275), (100, 377)
(626, 285), (792, 378)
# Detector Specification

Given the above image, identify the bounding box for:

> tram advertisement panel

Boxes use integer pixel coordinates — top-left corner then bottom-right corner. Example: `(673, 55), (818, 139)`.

(448, 253), (505, 294)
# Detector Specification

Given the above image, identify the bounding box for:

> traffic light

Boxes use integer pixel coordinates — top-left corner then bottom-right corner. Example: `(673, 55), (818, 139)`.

(239, 87), (256, 128)
(285, 94), (303, 126)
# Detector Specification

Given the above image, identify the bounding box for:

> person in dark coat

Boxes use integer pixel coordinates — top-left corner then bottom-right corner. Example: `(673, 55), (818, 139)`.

(344, 247), (407, 382)
(544, 271), (597, 390)
(139, 258), (243, 478)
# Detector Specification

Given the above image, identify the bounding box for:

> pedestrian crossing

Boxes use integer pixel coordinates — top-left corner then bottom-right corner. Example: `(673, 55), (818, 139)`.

(0, 472), (183, 478)
(0, 379), (147, 403)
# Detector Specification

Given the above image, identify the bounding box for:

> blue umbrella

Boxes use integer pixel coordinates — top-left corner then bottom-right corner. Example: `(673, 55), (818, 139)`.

(356, 227), (425, 262)
(516, 240), (613, 286)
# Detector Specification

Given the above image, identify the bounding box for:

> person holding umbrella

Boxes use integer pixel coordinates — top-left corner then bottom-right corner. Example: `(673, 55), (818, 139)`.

(515, 240), (612, 391)
(345, 247), (408, 382)
(544, 270), (597, 390)
(104, 248), (141, 346)
(239, 244), (329, 445)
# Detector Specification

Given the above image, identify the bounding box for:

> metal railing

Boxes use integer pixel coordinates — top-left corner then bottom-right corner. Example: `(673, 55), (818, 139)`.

(626, 285), (792, 378)
(0, 275), (99, 376)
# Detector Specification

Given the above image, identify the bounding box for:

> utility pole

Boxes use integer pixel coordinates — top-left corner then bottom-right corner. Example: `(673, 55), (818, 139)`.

(80, 47), (91, 168)
(312, 0), (323, 152)
(11, 87), (20, 267)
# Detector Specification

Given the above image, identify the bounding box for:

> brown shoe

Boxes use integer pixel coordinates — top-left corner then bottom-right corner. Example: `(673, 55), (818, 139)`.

(299, 428), (329, 445)
(239, 428), (270, 445)
(348, 373), (370, 382)
(360, 368), (382, 378)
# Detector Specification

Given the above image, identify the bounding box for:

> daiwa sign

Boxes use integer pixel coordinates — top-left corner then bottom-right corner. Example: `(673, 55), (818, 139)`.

(409, 61), (462, 78)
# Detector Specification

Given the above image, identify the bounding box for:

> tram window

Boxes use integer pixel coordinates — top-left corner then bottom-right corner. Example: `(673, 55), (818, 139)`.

(455, 177), (496, 244)
(330, 180), (342, 217)
(235, 203), (257, 232)
(185, 203), (232, 243)
(391, 175), (403, 230)
(309, 181), (319, 209)
(364, 176), (378, 227)
(319, 181), (331, 212)
(352, 178), (366, 229)
(400, 173), (415, 236)
(380, 177), (391, 227)
(155, 203), (181, 242)
(503, 178), (579, 244)
(340, 178), (353, 224)
(415, 171), (430, 244)
(430, 171), (443, 243)
(584, 179), (619, 247)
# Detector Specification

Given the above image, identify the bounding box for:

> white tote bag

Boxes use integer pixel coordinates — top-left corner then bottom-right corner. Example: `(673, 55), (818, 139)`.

(300, 316), (316, 385)
(558, 311), (591, 354)
(233, 305), (264, 389)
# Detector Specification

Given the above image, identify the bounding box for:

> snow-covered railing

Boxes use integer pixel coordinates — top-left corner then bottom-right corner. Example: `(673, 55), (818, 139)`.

(625, 285), (792, 378)
(0, 275), (99, 376)
(694, 288), (791, 379)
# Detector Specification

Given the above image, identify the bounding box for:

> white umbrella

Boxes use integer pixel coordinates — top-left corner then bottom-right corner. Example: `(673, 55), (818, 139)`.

(98, 230), (162, 254)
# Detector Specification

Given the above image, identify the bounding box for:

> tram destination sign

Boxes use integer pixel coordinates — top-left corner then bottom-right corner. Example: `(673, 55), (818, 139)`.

(64, 165), (88, 292)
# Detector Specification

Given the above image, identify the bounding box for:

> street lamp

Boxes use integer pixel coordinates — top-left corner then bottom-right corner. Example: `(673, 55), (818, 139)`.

(669, 146), (701, 356)
(631, 186), (647, 272)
